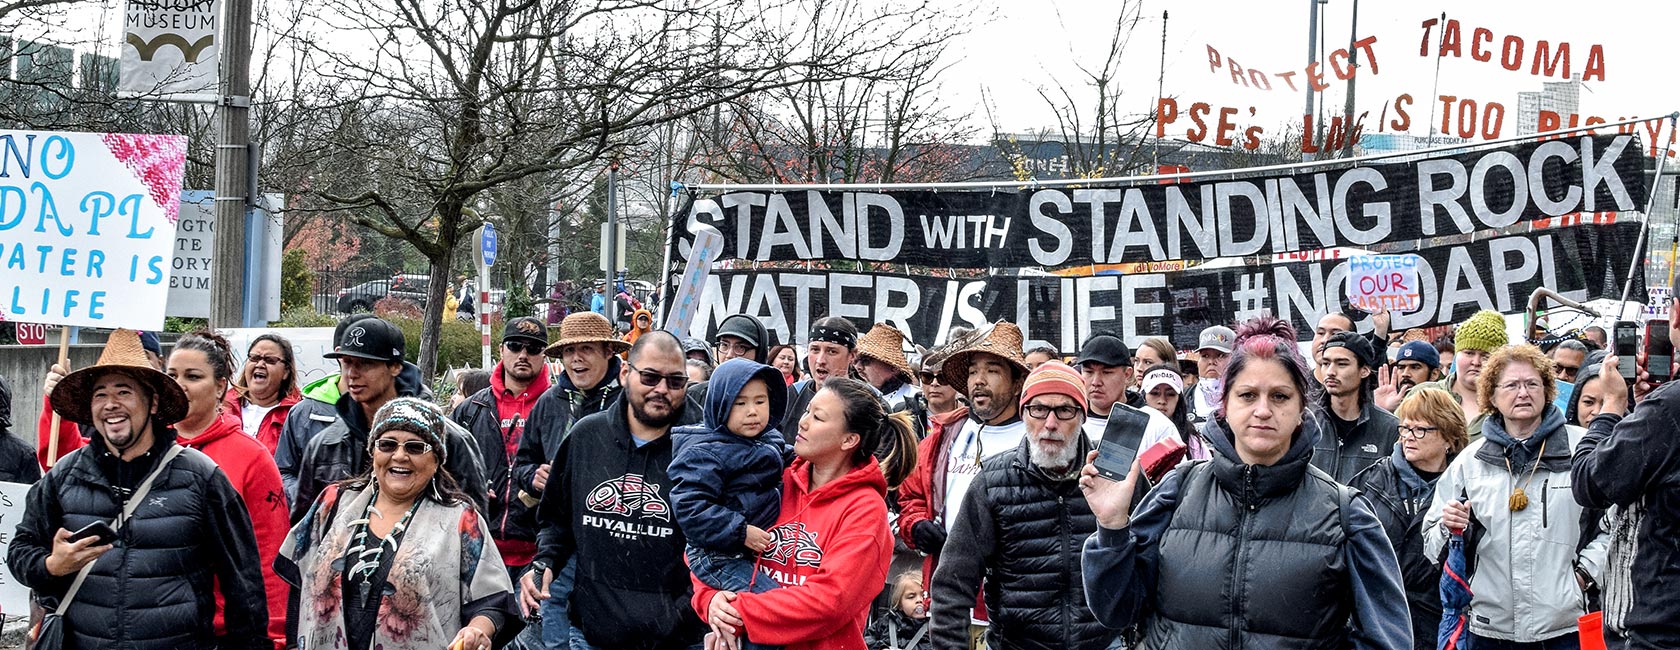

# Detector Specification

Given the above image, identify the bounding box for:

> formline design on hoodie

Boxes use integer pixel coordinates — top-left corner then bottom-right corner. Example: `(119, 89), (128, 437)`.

(763, 521), (823, 572)
(582, 473), (676, 540)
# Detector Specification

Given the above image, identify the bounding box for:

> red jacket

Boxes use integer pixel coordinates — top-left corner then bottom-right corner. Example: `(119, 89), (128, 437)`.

(894, 407), (968, 583)
(179, 409), (290, 649)
(222, 387), (301, 455)
(36, 393), (86, 471)
(691, 457), (892, 650)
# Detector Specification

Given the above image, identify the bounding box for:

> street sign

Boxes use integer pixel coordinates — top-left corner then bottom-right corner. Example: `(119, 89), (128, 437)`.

(480, 223), (498, 268)
(15, 322), (52, 345)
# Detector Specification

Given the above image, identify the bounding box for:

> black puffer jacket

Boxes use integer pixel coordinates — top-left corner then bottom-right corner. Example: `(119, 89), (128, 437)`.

(930, 435), (1114, 650)
(513, 357), (622, 497)
(292, 388), (488, 522)
(1350, 445), (1450, 650)
(9, 434), (269, 649)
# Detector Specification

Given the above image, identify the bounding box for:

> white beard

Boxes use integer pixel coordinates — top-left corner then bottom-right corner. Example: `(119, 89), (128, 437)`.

(1029, 435), (1079, 474)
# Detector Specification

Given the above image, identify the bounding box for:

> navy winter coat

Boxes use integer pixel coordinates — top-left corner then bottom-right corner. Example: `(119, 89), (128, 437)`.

(669, 359), (788, 552)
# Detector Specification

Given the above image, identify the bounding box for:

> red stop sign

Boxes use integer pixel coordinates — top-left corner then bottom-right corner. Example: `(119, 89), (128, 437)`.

(15, 322), (48, 345)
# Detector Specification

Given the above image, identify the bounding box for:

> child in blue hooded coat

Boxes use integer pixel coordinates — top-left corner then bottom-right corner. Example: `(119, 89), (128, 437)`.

(671, 357), (789, 606)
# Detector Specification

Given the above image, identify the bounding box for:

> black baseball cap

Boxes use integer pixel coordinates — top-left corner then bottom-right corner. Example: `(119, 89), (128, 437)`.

(503, 316), (549, 346)
(1073, 333), (1132, 368)
(324, 318), (406, 363)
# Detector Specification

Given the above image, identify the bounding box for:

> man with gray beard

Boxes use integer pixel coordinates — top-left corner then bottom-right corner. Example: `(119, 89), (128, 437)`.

(928, 362), (1118, 650)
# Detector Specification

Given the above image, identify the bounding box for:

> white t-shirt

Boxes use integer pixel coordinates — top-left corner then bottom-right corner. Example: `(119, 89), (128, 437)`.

(942, 417), (1027, 528)
(1086, 403), (1179, 450)
(241, 401), (278, 439)
(1190, 380), (1222, 423)
(883, 383), (920, 411)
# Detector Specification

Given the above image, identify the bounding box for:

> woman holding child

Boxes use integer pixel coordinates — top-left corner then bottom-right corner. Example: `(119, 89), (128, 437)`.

(691, 376), (910, 650)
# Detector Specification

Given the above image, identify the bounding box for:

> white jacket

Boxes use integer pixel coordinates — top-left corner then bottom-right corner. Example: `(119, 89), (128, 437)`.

(1422, 424), (1608, 643)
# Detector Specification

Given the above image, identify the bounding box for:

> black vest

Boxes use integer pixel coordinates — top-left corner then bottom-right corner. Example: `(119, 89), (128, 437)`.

(979, 441), (1110, 650)
(1143, 453), (1355, 650)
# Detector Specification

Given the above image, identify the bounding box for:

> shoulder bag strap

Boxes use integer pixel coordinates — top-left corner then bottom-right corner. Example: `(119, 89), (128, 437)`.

(55, 444), (186, 616)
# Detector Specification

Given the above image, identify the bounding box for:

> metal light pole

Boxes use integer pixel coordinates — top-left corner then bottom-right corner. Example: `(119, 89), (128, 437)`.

(605, 161), (619, 328)
(1339, 0), (1361, 158)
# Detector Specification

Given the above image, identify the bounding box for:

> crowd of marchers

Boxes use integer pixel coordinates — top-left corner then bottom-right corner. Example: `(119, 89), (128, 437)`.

(0, 278), (1675, 650)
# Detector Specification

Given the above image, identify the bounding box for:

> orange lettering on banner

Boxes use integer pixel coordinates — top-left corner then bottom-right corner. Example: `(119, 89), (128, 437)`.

(1300, 112), (1366, 154)
(1536, 112), (1678, 157)
(1205, 37), (1379, 92)
(1418, 19), (1606, 81)
(1155, 98), (1266, 151)
(1436, 95), (1506, 141)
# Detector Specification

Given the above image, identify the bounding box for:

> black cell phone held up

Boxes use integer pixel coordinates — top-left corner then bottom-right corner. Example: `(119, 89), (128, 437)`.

(1614, 321), (1641, 381)
(1647, 320), (1672, 385)
(68, 520), (118, 546)
(1094, 407), (1150, 482)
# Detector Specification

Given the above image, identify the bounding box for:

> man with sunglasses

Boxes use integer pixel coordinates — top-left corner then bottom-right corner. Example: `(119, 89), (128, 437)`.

(452, 317), (555, 582)
(523, 331), (708, 650)
(293, 316), (488, 522)
(929, 362), (1118, 649)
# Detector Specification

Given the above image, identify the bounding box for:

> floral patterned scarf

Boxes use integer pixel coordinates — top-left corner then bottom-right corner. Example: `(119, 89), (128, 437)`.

(278, 483), (512, 650)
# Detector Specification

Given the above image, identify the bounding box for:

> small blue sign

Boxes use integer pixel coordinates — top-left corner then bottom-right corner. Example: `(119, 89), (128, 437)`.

(480, 223), (498, 267)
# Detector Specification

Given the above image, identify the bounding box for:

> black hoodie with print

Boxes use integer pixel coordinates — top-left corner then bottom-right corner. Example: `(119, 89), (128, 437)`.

(533, 393), (705, 649)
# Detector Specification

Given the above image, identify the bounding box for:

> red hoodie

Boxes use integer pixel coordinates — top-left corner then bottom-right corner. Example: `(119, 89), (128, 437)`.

(221, 387), (301, 455)
(179, 408), (290, 649)
(691, 457), (892, 650)
(36, 392), (86, 471)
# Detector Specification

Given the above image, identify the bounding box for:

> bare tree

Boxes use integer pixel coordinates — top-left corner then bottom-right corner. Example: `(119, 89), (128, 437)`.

(997, 0), (1155, 180)
(273, 0), (968, 379)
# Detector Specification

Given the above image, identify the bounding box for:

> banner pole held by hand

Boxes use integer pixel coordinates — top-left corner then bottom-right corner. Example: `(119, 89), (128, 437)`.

(46, 327), (72, 467)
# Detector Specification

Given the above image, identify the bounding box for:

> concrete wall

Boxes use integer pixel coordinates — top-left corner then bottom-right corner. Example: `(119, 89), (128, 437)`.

(2, 345), (116, 438)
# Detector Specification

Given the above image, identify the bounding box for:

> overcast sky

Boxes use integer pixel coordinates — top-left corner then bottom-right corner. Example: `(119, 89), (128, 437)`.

(950, 0), (1678, 145)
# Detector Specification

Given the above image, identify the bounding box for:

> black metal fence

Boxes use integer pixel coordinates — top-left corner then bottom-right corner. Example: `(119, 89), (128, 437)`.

(311, 266), (396, 315)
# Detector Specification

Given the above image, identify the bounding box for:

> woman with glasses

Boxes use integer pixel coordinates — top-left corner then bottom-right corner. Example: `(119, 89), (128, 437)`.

(1351, 387), (1468, 650)
(225, 333), (300, 454)
(1080, 315), (1410, 650)
(279, 397), (520, 650)
(1422, 345), (1606, 650)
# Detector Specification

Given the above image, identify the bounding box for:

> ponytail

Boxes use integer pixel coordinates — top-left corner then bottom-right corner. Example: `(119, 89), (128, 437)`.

(874, 411), (918, 490)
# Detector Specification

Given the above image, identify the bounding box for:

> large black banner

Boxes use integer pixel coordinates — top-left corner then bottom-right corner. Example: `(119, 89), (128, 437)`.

(680, 222), (1644, 351)
(673, 134), (1645, 269)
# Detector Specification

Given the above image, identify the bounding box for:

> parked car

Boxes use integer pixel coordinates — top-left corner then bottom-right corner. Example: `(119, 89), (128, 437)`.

(336, 280), (390, 313)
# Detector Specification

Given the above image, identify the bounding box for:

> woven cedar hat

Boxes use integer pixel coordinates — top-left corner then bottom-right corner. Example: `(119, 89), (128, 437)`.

(544, 311), (630, 357)
(939, 321), (1029, 391)
(51, 328), (190, 427)
(856, 323), (914, 379)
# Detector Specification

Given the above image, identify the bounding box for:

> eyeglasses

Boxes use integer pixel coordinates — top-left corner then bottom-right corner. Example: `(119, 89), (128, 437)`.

(628, 362), (687, 390)
(714, 339), (754, 356)
(373, 438), (434, 456)
(1555, 365), (1579, 377)
(919, 372), (941, 385)
(1398, 425), (1440, 440)
(247, 354), (286, 366)
(1023, 403), (1083, 421)
(503, 340), (544, 355)
(1497, 380), (1543, 395)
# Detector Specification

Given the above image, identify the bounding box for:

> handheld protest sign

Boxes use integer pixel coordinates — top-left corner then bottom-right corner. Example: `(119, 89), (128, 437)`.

(0, 130), (186, 331)
(1347, 254), (1422, 314)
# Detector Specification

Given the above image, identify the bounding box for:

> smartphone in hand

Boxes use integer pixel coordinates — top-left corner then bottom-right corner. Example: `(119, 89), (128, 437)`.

(1646, 320), (1672, 385)
(1614, 321), (1641, 381)
(68, 521), (118, 546)
(1094, 407), (1150, 481)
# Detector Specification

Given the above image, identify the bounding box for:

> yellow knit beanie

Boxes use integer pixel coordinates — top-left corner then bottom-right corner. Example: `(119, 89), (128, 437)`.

(1454, 309), (1508, 353)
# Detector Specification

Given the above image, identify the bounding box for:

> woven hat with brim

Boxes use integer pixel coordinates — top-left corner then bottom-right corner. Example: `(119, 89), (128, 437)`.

(939, 322), (1029, 392)
(856, 323), (914, 379)
(544, 311), (630, 357)
(51, 328), (189, 427)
